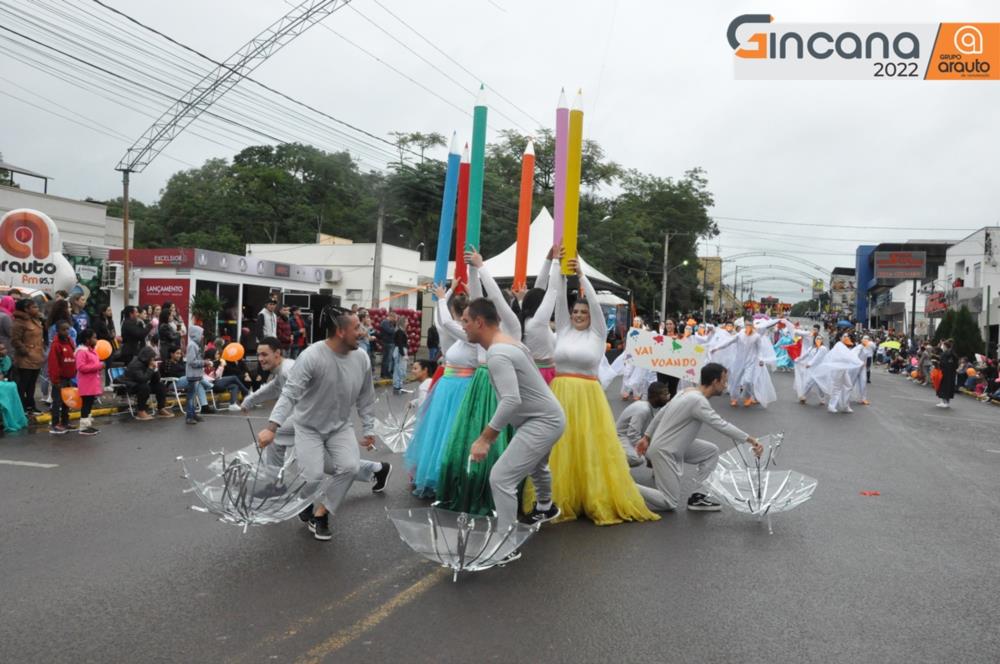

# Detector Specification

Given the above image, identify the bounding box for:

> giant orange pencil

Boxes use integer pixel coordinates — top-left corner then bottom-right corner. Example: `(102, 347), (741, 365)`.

(513, 139), (535, 291)
(452, 142), (471, 293)
(561, 89), (584, 275)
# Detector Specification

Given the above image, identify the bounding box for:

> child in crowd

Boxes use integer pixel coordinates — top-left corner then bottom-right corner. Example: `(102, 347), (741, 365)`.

(75, 328), (103, 436)
(47, 321), (77, 434)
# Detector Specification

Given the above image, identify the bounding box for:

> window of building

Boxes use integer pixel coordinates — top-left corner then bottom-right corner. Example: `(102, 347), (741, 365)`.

(346, 289), (362, 301)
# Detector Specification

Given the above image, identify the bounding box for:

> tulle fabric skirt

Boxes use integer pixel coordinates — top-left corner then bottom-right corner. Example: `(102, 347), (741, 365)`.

(436, 366), (513, 515)
(548, 375), (659, 526)
(404, 371), (473, 497)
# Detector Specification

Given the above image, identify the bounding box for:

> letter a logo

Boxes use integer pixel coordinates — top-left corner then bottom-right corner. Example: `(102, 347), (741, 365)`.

(0, 210), (51, 259)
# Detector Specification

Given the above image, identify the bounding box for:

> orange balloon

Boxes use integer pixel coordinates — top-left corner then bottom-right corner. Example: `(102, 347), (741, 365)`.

(222, 343), (245, 362)
(967, 367), (977, 377)
(95, 339), (113, 360)
(61, 387), (82, 410)
(910, 370), (919, 379)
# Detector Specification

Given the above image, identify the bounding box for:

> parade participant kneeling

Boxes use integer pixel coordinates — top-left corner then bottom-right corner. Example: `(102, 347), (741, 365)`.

(615, 381), (671, 467)
(635, 362), (762, 512)
(245, 337), (390, 498)
(462, 298), (566, 536)
(257, 309), (388, 543)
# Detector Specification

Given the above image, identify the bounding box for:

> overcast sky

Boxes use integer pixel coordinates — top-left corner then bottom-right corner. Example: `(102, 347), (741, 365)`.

(2, 0), (998, 299)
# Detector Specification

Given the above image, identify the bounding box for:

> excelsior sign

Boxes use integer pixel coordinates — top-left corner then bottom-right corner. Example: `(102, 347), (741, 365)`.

(874, 251), (926, 280)
(0, 208), (78, 294)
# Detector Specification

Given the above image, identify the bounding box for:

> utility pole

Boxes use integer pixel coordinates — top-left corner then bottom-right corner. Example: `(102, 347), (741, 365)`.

(121, 170), (131, 307)
(659, 231), (671, 321)
(910, 278), (917, 342)
(733, 264), (739, 314)
(371, 197), (384, 309)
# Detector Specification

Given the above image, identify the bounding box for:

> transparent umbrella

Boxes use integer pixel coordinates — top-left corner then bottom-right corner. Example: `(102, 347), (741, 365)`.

(387, 507), (539, 582)
(373, 397), (417, 453)
(704, 433), (818, 534)
(178, 422), (329, 532)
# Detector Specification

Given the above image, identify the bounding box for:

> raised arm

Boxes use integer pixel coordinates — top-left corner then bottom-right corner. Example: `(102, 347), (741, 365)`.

(468, 265), (483, 300)
(553, 265), (570, 333)
(436, 289), (467, 342)
(532, 259), (561, 327)
(241, 367), (283, 409)
(534, 257), (553, 291)
(578, 263), (606, 339)
(477, 263), (521, 338)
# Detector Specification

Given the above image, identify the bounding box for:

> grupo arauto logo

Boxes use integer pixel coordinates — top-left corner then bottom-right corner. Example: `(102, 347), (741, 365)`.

(727, 14), (1000, 80)
(0, 209), (59, 275)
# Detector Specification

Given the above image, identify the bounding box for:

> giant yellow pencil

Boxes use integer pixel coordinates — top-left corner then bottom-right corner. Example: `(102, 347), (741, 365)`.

(561, 89), (584, 275)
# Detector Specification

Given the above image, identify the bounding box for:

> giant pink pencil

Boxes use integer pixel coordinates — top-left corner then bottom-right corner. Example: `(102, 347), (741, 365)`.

(553, 88), (569, 247)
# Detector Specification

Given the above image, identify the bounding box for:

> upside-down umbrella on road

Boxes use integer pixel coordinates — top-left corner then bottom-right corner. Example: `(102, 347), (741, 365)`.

(178, 421), (330, 532)
(373, 397), (417, 453)
(387, 507), (539, 582)
(703, 433), (817, 534)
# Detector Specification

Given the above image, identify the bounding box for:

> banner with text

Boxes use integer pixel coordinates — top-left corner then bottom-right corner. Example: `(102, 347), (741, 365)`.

(623, 328), (709, 380)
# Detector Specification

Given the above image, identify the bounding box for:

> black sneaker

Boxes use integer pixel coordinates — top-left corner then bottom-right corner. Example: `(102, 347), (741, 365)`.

(78, 427), (100, 436)
(309, 514), (332, 541)
(524, 503), (560, 524)
(186, 418), (198, 425)
(372, 462), (392, 493)
(48, 425), (68, 435)
(298, 505), (314, 523)
(687, 493), (722, 512)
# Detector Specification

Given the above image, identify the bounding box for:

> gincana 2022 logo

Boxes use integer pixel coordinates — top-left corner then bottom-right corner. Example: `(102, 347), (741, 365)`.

(727, 14), (1000, 81)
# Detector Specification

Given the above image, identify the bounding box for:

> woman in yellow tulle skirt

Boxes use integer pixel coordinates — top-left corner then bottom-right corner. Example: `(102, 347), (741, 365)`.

(542, 253), (658, 526)
(548, 373), (659, 525)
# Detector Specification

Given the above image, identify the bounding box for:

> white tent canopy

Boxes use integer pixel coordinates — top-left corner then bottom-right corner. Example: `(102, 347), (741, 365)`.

(483, 207), (620, 287)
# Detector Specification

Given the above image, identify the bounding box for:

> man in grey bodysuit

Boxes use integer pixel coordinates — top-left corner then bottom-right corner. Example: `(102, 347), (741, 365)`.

(247, 336), (390, 526)
(257, 310), (389, 542)
(462, 298), (566, 537)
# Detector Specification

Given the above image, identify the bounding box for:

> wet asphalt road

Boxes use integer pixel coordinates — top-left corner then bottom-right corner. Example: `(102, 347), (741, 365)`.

(1, 369), (999, 664)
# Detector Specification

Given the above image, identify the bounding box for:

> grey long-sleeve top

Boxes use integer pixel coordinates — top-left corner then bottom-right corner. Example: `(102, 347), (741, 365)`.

(242, 358), (296, 438)
(648, 388), (749, 456)
(486, 342), (565, 432)
(269, 342), (375, 437)
(616, 400), (654, 447)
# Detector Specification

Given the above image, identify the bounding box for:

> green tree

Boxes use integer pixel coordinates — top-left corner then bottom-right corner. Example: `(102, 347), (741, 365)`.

(933, 309), (955, 344)
(585, 168), (717, 316)
(949, 305), (985, 358)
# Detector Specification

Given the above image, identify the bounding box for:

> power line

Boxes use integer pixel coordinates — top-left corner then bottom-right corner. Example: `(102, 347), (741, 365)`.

(368, 0), (543, 129)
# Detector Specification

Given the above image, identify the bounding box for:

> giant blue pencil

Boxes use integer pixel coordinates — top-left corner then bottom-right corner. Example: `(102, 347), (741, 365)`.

(433, 132), (462, 297)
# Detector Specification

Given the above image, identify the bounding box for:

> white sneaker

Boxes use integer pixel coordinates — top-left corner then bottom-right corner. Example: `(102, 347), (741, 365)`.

(845, 407), (854, 414)
(227, 403), (242, 412)
(935, 402), (947, 408)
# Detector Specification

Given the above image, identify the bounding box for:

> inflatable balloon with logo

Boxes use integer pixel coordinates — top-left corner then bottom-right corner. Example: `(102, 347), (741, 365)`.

(0, 209), (78, 296)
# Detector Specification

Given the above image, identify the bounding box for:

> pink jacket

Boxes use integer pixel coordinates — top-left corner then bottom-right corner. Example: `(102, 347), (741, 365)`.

(76, 346), (104, 396)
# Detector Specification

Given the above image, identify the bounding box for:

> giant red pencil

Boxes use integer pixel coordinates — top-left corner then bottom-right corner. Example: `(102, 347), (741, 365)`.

(453, 143), (471, 293)
(513, 139), (535, 291)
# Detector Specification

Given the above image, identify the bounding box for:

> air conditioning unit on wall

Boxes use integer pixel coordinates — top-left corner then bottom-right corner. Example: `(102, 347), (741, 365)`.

(101, 263), (124, 289)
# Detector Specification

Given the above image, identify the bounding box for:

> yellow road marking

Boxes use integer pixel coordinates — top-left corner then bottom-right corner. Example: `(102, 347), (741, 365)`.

(295, 568), (447, 664)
